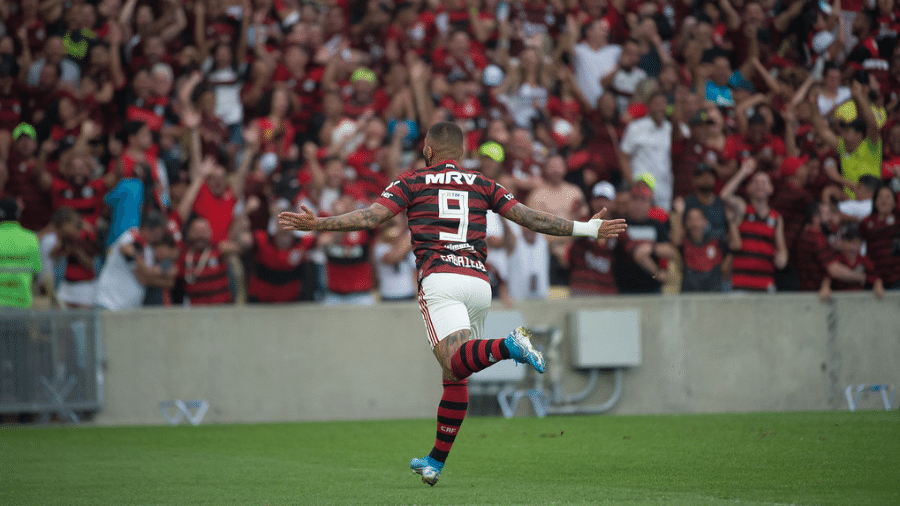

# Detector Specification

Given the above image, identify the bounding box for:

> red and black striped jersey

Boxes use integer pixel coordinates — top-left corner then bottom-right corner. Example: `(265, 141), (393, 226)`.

(180, 247), (233, 305)
(568, 237), (617, 295)
(62, 228), (99, 282)
(249, 230), (315, 303)
(0, 87), (23, 131)
(831, 253), (878, 291)
(3, 154), (52, 231)
(794, 226), (837, 291)
(732, 205), (779, 292)
(375, 160), (519, 283)
(50, 177), (108, 225)
(275, 65), (325, 135)
(770, 181), (813, 252)
(859, 211), (900, 285)
(324, 229), (375, 294)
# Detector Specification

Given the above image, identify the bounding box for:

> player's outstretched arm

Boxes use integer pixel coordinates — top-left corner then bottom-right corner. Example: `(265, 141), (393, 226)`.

(502, 203), (627, 239)
(279, 203), (395, 232)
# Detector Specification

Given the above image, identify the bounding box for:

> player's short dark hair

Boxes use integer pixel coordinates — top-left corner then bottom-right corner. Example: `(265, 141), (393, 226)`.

(426, 122), (464, 155)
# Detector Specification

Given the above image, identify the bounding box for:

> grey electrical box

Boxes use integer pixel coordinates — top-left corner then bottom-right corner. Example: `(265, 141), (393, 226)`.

(568, 310), (642, 368)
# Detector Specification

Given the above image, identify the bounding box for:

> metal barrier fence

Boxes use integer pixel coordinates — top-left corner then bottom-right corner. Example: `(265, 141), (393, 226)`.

(0, 309), (103, 422)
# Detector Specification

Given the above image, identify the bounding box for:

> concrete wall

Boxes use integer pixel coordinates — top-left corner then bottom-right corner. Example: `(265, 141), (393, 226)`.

(93, 292), (900, 425)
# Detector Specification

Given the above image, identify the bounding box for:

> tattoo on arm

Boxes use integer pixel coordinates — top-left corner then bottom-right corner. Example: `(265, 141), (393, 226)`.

(318, 203), (395, 232)
(502, 203), (574, 236)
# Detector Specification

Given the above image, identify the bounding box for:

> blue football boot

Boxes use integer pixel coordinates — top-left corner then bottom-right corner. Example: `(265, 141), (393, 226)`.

(504, 326), (545, 373)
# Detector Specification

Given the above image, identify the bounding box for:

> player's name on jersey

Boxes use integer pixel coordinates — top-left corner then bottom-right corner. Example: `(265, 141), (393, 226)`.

(439, 253), (486, 272)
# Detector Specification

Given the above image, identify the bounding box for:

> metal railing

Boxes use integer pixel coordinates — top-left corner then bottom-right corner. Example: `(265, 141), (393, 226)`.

(0, 309), (103, 422)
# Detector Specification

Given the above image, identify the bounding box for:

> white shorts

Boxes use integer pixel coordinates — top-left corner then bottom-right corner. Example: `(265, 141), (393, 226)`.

(417, 272), (492, 349)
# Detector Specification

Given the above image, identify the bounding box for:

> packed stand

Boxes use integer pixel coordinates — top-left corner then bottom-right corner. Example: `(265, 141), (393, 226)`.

(1, 0), (898, 310)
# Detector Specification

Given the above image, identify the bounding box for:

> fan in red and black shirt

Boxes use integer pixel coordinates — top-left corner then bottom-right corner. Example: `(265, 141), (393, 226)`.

(613, 184), (676, 294)
(177, 216), (237, 306)
(846, 10), (891, 96)
(3, 126), (52, 231)
(385, 2), (436, 60)
(882, 123), (900, 180)
(438, 74), (484, 153)
(568, 183), (619, 296)
(721, 160), (788, 292)
(344, 118), (394, 202)
(821, 224), (885, 300)
(794, 201), (868, 292)
(722, 114), (786, 178)
(112, 121), (171, 213)
(9, 0), (47, 56)
(50, 206), (100, 308)
(672, 113), (718, 201)
(321, 196), (377, 303)
(504, 127), (545, 201)
(430, 30), (487, 84)
(341, 68), (391, 120)
(248, 227), (316, 303)
(274, 45), (325, 142)
(36, 125), (122, 228)
(770, 156), (814, 253)
(671, 199), (742, 293)
(568, 236), (618, 296)
(0, 57), (24, 133)
(859, 186), (900, 289)
(508, 0), (564, 55)
(48, 92), (85, 150)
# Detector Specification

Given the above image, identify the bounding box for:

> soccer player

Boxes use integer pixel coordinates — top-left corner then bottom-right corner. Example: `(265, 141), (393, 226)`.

(279, 122), (626, 486)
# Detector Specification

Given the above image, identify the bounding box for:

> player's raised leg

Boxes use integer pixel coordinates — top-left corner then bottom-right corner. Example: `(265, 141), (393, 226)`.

(445, 327), (545, 380)
(410, 329), (470, 486)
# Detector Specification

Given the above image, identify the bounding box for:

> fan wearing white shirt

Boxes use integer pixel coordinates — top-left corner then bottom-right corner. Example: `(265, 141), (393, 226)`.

(619, 92), (674, 210)
(570, 19), (622, 109)
(373, 215), (417, 301)
(95, 212), (175, 310)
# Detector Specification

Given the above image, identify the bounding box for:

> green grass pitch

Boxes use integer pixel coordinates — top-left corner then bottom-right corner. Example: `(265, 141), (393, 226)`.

(1, 411), (897, 505)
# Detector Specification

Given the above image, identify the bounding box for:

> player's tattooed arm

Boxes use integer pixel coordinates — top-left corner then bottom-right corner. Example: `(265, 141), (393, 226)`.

(317, 203), (396, 231)
(278, 203), (395, 232)
(502, 203), (574, 236)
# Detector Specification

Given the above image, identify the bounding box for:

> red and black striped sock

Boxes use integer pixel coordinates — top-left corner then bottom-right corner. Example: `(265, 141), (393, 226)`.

(449, 339), (511, 380)
(428, 380), (468, 465)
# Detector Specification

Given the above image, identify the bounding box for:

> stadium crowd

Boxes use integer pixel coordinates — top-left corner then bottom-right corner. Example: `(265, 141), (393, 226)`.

(1, 0), (899, 309)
